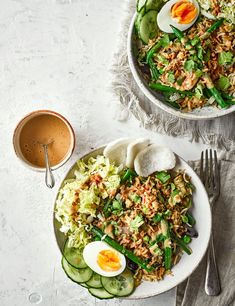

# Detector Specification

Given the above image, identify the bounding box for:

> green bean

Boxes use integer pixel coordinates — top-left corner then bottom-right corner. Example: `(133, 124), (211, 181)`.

(103, 199), (112, 218)
(121, 168), (137, 184)
(164, 246), (172, 270)
(151, 234), (165, 245)
(149, 82), (178, 92)
(149, 82), (193, 96)
(152, 213), (162, 223)
(171, 19), (223, 45)
(181, 215), (189, 223)
(161, 219), (170, 238)
(146, 34), (172, 63)
(203, 74), (227, 108)
(186, 213), (196, 226)
(225, 99), (235, 105)
(171, 233), (192, 255)
(171, 19), (223, 50)
(92, 227), (154, 272)
(204, 80), (229, 108)
(207, 19), (224, 33)
(201, 19), (224, 40)
(150, 82), (171, 91)
(166, 100), (181, 109)
(208, 87), (227, 108)
(183, 235), (191, 244)
(191, 36), (200, 46)
(220, 92), (235, 106)
(163, 92), (181, 109)
(221, 92), (235, 101)
(160, 220), (172, 269)
(199, 20), (224, 41)
(146, 41), (163, 63)
(94, 236), (101, 241)
(203, 88), (211, 99)
(170, 25), (191, 48)
(170, 24), (183, 40)
(149, 58), (160, 80)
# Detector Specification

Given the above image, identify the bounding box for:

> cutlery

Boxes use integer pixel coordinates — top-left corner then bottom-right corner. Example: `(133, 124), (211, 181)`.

(38, 140), (55, 189)
(200, 149), (221, 296)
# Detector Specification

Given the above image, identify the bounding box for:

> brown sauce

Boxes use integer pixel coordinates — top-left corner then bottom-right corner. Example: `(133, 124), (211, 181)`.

(19, 114), (72, 167)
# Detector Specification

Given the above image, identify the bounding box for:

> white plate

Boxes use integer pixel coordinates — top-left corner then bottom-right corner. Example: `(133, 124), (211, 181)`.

(127, 13), (235, 120)
(53, 146), (211, 299)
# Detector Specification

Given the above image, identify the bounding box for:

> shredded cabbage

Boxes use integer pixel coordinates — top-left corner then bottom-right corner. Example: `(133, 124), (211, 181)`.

(55, 155), (121, 249)
(197, 0), (235, 24)
(79, 186), (101, 216)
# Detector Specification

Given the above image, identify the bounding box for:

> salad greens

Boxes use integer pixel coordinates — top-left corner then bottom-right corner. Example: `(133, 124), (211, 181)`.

(218, 51), (233, 65)
(55, 156), (121, 249)
(216, 76), (231, 91)
(130, 214), (144, 232)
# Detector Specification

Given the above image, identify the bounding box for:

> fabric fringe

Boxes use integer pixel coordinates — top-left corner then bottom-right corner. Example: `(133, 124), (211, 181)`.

(110, 0), (235, 153)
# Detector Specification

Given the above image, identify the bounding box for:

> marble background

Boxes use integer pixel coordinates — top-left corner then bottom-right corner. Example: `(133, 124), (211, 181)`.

(0, 0), (212, 305)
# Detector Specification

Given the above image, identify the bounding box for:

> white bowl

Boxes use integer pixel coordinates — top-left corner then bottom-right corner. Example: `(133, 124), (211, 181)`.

(127, 13), (235, 120)
(53, 146), (211, 299)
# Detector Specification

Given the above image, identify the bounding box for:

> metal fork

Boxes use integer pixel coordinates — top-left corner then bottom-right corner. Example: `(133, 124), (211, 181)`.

(200, 149), (221, 296)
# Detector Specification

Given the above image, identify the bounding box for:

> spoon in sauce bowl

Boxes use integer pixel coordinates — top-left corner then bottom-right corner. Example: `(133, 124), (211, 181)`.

(38, 139), (55, 189)
(13, 111), (75, 186)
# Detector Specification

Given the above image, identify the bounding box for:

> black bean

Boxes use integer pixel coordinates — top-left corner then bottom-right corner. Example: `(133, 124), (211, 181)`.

(186, 224), (198, 238)
(127, 258), (139, 271)
(139, 63), (150, 75)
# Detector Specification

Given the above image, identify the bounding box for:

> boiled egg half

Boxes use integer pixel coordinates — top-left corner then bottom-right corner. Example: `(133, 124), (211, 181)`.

(83, 241), (126, 277)
(157, 0), (200, 33)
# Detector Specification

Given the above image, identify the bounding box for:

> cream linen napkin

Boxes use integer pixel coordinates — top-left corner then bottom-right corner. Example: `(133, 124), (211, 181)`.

(176, 155), (235, 306)
(111, 0), (235, 151)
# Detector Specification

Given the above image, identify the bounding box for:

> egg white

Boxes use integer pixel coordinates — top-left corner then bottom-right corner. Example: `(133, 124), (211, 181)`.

(83, 241), (126, 277)
(157, 0), (200, 33)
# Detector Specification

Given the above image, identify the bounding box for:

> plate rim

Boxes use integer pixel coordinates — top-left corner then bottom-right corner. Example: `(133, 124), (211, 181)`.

(53, 145), (211, 299)
(127, 13), (235, 121)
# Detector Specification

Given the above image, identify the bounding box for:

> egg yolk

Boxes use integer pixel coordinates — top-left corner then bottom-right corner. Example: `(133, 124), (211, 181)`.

(97, 250), (121, 271)
(171, 1), (197, 24)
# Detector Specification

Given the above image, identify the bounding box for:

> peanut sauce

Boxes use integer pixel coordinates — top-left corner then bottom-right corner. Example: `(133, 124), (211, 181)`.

(19, 114), (71, 167)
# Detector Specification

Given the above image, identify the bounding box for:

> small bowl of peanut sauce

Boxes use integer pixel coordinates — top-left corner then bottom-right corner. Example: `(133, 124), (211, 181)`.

(13, 110), (75, 171)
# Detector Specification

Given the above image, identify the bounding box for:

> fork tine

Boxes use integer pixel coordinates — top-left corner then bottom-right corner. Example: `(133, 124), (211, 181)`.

(200, 151), (204, 183)
(205, 149), (209, 186)
(209, 149), (214, 187)
(214, 150), (220, 193)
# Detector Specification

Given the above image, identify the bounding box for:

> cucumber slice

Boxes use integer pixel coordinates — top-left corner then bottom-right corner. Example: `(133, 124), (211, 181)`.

(139, 10), (158, 44)
(80, 282), (89, 288)
(86, 273), (102, 288)
(135, 6), (145, 33)
(145, 0), (164, 12)
(101, 269), (135, 297)
(63, 239), (87, 269)
(137, 0), (146, 12)
(88, 288), (114, 299)
(62, 257), (93, 283)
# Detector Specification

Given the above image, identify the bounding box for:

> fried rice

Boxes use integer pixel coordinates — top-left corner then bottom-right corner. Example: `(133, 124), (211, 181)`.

(137, 15), (235, 111)
(94, 170), (194, 282)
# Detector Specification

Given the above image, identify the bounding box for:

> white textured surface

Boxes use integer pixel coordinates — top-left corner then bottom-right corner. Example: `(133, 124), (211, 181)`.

(0, 0), (212, 305)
